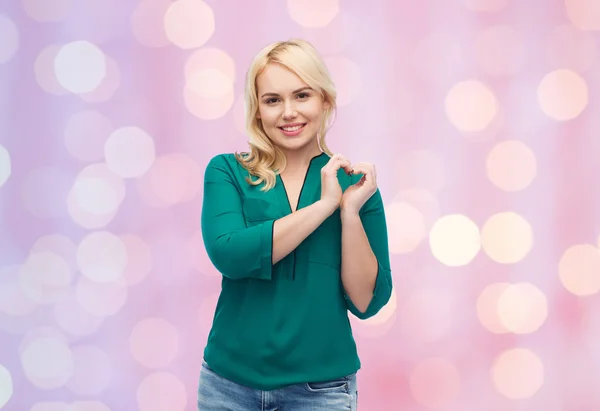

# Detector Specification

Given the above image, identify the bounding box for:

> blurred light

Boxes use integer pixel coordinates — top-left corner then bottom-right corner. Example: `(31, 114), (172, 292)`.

(299, 11), (355, 54)
(197, 293), (220, 346)
(66, 346), (112, 396)
(0, 145), (11, 188)
(23, 0), (73, 22)
(71, 177), (120, 215)
(486, 140), (537, 192)
(463, 0), (508, 12)
(54, 41), (107, 94)
(362, 289), (397, 327)
(120, 235), (153, 285)
(547, 24), (597, 72)
(131, 0), (172, 47)
(410, 358), (461, 409)
(136, 153), (202, 207)
(565, 0), (600, 31)
(20, 337), (74, 390)
(75, 276), (128, 317)
(491, 348), (544, 399)
(392, 188), (441, 229)
(137, 372), (187, 411)
(67, 163), (125, 229)
(30, 403), (69, 411)
(69, 401), (111, 411)
(164, 0), (214, 49)
(186, 68), (232, 99)
(481, 212), (533, 264)
(0, 266), (38, 316)
(0, 15), (18, 64)
(35, 45), (69, 95)
(445, 80), (498, 132)
(19, 252), (72, 304)
(0, 364), (13, 408)
(77, 231), (127, 283)
(53, 290), (104, 337)
(184, 69), (234, 120)
(476, 25), (524, 76)
(79, 56), (121, 103)
(323, 56), (361, 107)
(429, 214), (481, 267)
(287, 0), (339, 28)
(497, 283), (548, 334)
(104, 127), (156, 178)
(64, 110), (114, 162)
(385, 202), (426, 254)
(185, 48), (236, 83)
(559, 244), (600, 296)
(395, 150), (445, 193)
(69, 402), (110, 411)
(538, 69), (588, 121)
(129, 318), (180, 368)
(400, 290), (453, 342)
(477, 282), (511, 333)
(186, 231), (219, 277)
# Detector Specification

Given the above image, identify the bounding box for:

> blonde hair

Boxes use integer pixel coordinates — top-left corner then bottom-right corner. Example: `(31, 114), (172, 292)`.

(235, 39), (336, 191)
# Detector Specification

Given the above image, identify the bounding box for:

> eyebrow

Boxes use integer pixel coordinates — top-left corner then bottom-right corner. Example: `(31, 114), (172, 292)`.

(260, 87), (313, 98)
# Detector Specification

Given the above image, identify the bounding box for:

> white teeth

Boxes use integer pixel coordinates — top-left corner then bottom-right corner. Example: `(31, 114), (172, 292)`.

(282, 125), (303, 131)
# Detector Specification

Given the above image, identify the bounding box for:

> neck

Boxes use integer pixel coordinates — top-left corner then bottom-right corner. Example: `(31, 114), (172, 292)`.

(280, 142), (323, 174)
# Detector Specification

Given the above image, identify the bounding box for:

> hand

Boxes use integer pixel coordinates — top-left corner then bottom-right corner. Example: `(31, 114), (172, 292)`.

(340, 162), (377, 215)
(320, 153), (353, 213)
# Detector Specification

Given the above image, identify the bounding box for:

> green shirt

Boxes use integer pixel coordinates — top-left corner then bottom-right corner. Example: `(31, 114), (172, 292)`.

(200, 151), (393, 391)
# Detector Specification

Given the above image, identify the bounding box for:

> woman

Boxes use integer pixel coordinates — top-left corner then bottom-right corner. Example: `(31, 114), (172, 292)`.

(199, 38), (393, 410)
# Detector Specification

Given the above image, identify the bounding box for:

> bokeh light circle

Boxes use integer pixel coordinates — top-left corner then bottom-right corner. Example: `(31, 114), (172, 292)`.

(486, 140), (537, 192)
(559, 244), (600, 296)
(54, 41), (107, 94)
(164, 0), (215, 49)
(137, 372), (187, 411)
(538, 69), (588, 121)
(129, 318), (180, 368)
(429, 214), (481, 266)
(0, 15), (19, 64)
(66, 346), (112, 396)
(565, 0), (600, 31)
(0, 364), (13, 408)
(104, 127), (156, 178)
(20, 337), (74, 390)
(445, 80), (499, 132)
(287, 0), (340, 28)
(386, 202), (427, 254)
(0, 145), (11, 189)
(497, 283), (548, 334)
(491, 348), (544, 399)
(410, 358), (461, 409)
(481, 212), (533, 264)
(77, 231), (127, 283)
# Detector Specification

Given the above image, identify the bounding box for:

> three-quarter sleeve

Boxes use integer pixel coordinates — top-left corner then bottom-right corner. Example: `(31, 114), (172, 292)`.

(343, 188), (393, 320)
(201, 155), (274, 280)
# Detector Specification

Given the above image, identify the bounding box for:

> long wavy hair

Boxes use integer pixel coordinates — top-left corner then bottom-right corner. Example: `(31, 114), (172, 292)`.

(235, 39), (337, 191)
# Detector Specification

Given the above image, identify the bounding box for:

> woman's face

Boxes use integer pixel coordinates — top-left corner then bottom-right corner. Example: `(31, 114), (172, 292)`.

(255, 63), (329, 153)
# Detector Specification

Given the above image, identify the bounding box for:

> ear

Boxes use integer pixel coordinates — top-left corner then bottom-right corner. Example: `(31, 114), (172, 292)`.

(323, 99), (331, 111)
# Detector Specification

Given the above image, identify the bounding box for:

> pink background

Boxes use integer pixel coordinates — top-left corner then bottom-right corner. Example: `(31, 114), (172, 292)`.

(1, 0), (600, 410)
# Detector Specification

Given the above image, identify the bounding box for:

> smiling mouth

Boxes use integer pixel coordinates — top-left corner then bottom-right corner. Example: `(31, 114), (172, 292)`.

(279, 123), (306, 132)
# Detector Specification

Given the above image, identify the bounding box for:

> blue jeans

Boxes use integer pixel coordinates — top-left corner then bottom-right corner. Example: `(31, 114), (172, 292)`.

(197, 360), (358, 410)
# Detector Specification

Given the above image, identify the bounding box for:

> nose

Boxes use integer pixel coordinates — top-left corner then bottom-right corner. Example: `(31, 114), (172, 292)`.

(282, 101), (297, 120)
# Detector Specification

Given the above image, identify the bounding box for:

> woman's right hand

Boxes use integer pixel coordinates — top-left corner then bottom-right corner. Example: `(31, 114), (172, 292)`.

(320, 153), (353, 214)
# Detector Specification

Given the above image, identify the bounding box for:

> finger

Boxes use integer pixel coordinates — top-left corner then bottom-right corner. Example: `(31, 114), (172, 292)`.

(351, 163), (376, 186)
(325, 154), (353, 175)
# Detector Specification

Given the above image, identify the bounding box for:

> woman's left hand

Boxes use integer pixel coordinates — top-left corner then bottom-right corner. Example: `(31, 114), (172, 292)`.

(340, 162), (377, 215)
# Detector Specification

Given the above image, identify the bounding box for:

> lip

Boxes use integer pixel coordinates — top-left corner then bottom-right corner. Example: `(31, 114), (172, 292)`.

(278, 123), (306, 137)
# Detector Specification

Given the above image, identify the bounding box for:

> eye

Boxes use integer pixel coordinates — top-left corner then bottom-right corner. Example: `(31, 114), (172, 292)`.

(296, 92), (310, 99)
(265, 98), (279, 104)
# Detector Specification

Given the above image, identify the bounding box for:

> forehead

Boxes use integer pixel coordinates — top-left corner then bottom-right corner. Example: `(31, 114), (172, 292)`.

(256, 63), (308, 94)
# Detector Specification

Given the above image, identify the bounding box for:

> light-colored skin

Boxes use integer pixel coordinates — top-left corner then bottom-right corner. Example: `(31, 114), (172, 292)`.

(255, 63), (379, 314)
